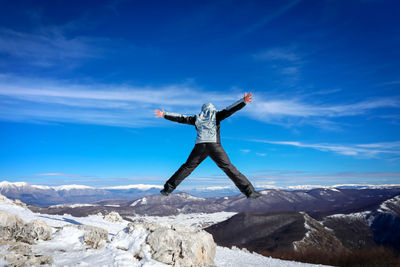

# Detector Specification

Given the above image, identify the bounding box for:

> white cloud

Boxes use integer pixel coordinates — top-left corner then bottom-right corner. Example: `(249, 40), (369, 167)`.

(0, 28), (105, 67)
(237, 0), (302, 37)
(36, 173), (95, 178)
(0, 75), (399, 129)
(245, 95), (400, 129)
(0, 75), (238, 127)
(248, 139), (400, 158)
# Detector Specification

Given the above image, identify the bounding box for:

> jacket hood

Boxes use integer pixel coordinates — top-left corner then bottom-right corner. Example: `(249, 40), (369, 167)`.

(201, 103), (216, 112)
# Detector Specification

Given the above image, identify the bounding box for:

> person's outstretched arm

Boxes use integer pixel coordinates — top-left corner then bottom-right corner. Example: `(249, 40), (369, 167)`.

(154, 109), (195, 125)
(216, 92), (253, 121)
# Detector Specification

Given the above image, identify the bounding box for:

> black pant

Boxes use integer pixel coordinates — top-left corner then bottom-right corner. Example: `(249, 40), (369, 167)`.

(163, 143), (256, 196)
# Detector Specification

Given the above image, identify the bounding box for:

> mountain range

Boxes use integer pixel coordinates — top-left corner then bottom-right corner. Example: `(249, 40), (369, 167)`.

(1, 180), (399, 208)
(1, 180), (400, 265)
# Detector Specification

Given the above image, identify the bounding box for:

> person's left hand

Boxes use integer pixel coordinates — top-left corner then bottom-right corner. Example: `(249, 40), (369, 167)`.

(244, 92), (253, 103)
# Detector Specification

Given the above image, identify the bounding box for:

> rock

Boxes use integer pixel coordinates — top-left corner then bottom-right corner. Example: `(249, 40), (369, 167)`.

(80, 225), (109, 249)
(2, 253), (53, 266)
(104, 211), (124, 223)
(17, 219), (53, 244)
(7, 242), (32, 255)
(0, 210), (25, 241)
(13, 199), (27, 209)
(0, 211), (54, 245)
(125, 222), (216, 267)
(63, 224), (109, 249)
(0, 193), (8, 202)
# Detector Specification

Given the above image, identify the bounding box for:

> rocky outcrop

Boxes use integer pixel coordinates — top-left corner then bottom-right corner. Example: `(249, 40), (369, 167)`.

(104, 211), (124, 223)
(61, 224), (109, 249)
(0, 210), (55, 266)
(80, 225), (109, 249)
(0, 210), (25, 241)
(293, 213), (346, 253)
(147, 223), (216, 266)
(0, 211), (53, 245)
(2, 253), (53, 266)
(17, 219), (53, 244)
(112, 222), (216, 267)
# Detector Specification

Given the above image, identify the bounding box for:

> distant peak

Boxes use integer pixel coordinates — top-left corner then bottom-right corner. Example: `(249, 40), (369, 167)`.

(53, 184), (95, 191)
(102, 184), (163, 190)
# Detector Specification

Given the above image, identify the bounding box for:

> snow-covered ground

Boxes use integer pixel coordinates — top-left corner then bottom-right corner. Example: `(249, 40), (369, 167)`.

(0, 197), (329, 267)
(127, 211), (237, 229)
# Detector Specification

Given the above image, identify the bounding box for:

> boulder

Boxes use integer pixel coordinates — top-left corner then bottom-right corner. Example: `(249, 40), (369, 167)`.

(104, 211), (124, 223)
(0, 210), (25, 241)
(2, 253), (53, 266)
(17, 219), (53, 244)
(117, 222), (216, 267)
(63, 224), (109, 249)
(80, 225), (109, 249)
(8, 242), (32, 255)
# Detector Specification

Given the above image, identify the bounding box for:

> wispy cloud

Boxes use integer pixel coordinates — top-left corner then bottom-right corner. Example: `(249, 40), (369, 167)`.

(248, 139), (400, 158)
(237, 0), (302, 37)
(245, 94), (400, 129)
(36, 173), (96, 178)
(0, 28), (106, 67)
(0, 75), (398, 128)
(0, 75), (237, 127)
(252, 46), (304, 81)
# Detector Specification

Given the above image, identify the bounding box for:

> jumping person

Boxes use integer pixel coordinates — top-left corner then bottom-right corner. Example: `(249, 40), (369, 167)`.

(154, 92), (261, 199)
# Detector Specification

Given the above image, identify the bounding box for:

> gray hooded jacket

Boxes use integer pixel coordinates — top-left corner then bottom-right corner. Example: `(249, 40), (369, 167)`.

(164, 97), (246, 144)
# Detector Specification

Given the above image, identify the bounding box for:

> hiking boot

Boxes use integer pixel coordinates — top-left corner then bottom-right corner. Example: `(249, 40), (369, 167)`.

(246, 191), (261, 199)
(160, 189), (171, 196)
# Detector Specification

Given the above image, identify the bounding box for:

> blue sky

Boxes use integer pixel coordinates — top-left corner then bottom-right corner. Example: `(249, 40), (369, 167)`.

(0, 0), (399, 190)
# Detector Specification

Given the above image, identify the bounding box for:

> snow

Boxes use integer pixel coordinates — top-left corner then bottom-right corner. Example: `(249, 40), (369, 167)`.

(31, 185), (52, 190)
(130, 197), (147, 207)
(49, 203), (98, 209)
(327, 211), (371, 225)
(130, 199), (141, 207)
(102, 184), (163, 190)
(197, 186), (233, 190)
(215, 246), (327, 267)
(1, 181), (399, 195)
(128, 211), (237, 228)
(0, 195), (329, 267)
(378, 195), (400, 214)
(54, 184), (95, 191)
(0, 181), (29, 187)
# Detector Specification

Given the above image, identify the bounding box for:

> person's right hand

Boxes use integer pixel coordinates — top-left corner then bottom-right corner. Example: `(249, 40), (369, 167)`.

(154, 109), (165, 118)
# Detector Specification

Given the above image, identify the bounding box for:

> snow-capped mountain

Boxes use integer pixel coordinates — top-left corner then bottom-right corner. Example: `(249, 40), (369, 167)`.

(0, 181), (163, 206)
(2, 181), (399, 207)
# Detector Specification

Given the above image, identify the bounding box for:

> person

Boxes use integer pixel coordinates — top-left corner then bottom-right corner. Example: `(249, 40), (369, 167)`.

(154, 92), (261, 199)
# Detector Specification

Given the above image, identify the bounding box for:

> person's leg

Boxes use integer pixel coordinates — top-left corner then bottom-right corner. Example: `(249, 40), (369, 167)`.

(207, 143), (258, 197)
(163, 143), (208, 194)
